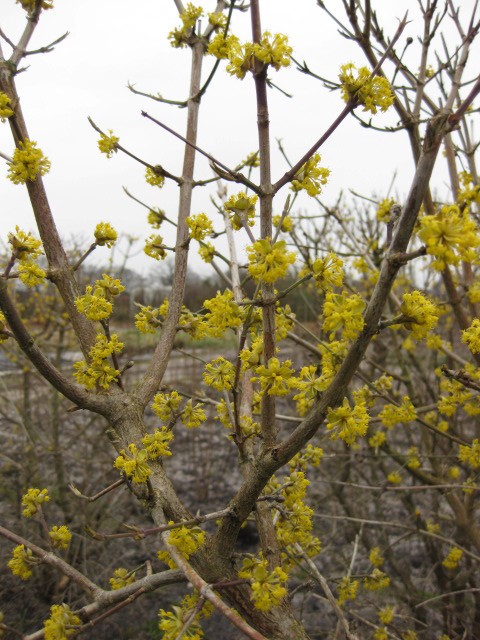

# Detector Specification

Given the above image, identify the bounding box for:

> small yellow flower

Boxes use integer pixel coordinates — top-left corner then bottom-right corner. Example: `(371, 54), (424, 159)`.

(22, 487), (50, 517)
(339, 63), (394, 113)
(97, 130), (119, 158)
(400, 291), (440, 340)
(322, 292), (365, 340)
(114, 443), (151, 483)
(462, 319), (480, 354)
(94, 222), (117, 247)
(247, 238), (296, 284)
(145, 166), (165, 187)
(458, 439), (480, 469)
(144, 234), (167, 260)
(142, 427), (174, 459)
(152, 391), (182, 421)
(43, 604), (81, 640)
(8, 226), (43, 260)
(224, 192), (257, 230)
(363, 568), (390, 591)
(326, 398), (369, 445)
(203, 357), (235, 391)
(181, 400), (206, 429)
(379, 397), (417, 430)
(8, 545), (36, 580)
(291, 153), (330, 197)
(18, 261), (46, 287)
(168, 523), (205, 559)
(253, 357), (296, 396)
(0, 91), (14, 121)
(238, 556), (288, 611)
(337, 576), (359, 605)
(109, 568), (136, 590)
(369, 546), (385, 567)
(49, 526), (72, 551)
(442, 546), (463, 570)
(8, 139), (51, 184)
(186, 213), (213, 241)
(17, 0), (54, 11)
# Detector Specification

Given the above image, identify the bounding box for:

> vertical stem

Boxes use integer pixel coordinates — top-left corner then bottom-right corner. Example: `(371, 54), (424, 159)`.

(138, 40), (204, 407)
(250, 0), (281, 569)
(250, 0), (277, 451)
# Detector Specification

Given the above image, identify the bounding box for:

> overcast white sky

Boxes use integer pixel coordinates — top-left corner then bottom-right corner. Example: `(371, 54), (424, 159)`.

(1, 1), (478, 275)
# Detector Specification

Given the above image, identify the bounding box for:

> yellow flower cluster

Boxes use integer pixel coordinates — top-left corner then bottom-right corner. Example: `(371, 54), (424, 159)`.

(97, 130), (119, 158)
(238, 556), (288, 611)
(293, 365), (325, 415)
(369, 546), (385, 567)
(109, 567), (136, 590)
(363, 568), (390, 591)
(167, 523), (205, 558)
(407, 446), (421, 470)
(368, 430), (386, 449)
(337, 576), (359, 605)
(147, 208), (165, 228)
(21, 487), (50, 517)
(213, 31), (291, 79)
(326, 398), (370, 445)
(114, 443), (152, 483)
(135, 305), (162, 334)
(247, 238), (296, 283)
(339, 63), (394, 114)
(8, 226), (43, 260)
(142, 427), (174, 459)
(442, 546), (463, 569)
(291, 154), (330, 197)
(159, 593), (212, 640)
(378, 395), (416, 428)
(378, 605), (395, 625)
(114, 430), (173, 484)
(322, 292), (365, 340)
(8, 545), (36, 580)
(7, 226), (46, 287)
(199, 241), (215, 263)
(0, 91), (13, 121)
(400, 291), (440, 340)
(49, 526), (72, 551)
(73, 334), (123, 390)
(203, 289), (243, 336)
(18, 261), (46, 287)
(252, 31), (292, 70)
(458, 171), (480, 208)
(94, 222), (117, 247)
(307, 253), (344, 292)
(152, 390), (182, 421)
(418, 205), (480, 270)
(8, 138), (51, 184)
(0, 311), (9, 344)
(186, 213), (213, 241)
(253, 357), (296, 396)
(43, 604), (81, 640)
(458, 439), (480, 469)
(376, 197), (396, 222)
(462, 319), (480, 354)
(203, 356), (235, 391)
(145, 166), (165, 188)
(144, 234), (167, 260)
(224, 192), (257, 230)
(273, 214), (293, 233)
(17, 0), (54, 12)
(181, 399), (206, 428)
(169, 3), (203, 48)
(275, 471), (321, 557)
